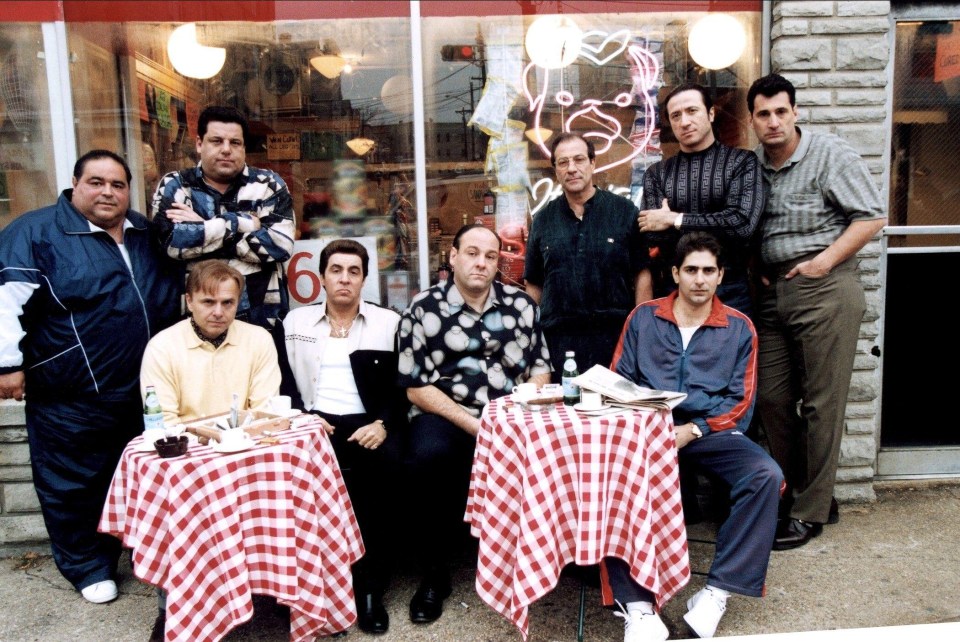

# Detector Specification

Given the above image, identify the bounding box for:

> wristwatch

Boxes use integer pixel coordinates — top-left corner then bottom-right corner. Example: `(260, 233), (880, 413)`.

(674, 213), (684, 230)
(374, 419), (387, 432)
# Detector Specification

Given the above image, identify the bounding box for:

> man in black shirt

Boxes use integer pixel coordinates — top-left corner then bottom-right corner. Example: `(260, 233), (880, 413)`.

(523, 132), (651, 375)
(638, 83), (765, 315)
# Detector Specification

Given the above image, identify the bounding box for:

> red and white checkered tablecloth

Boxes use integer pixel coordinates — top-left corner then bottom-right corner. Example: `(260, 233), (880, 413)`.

(99, 418), (364, 642)
(465, 397), (690, 640)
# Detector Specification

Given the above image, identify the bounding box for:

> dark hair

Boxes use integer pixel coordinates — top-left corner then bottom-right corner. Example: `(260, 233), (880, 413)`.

(198, 105), (249, 145)
(674, 231), (723, 269)
(73, 149), (132, 183)
(662, 82), (713, 115)
(319, 239), (369, 278)
(186, 259), (245, 297)
(452, 223), (502, 251)
(550, 132), (596, 166)
(747, 73), (796, 113)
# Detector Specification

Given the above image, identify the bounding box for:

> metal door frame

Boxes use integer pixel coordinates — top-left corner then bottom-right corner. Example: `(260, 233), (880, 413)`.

(878, 226), (960, 479)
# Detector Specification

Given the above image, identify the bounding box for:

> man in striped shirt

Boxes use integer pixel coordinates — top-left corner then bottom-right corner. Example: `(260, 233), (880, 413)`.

(638, 83), (766, 316)
(748, 73), (886, 550)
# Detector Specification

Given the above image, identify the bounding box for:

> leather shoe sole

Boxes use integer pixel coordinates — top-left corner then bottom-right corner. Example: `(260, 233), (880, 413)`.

(409, 582), (452, 624)
(358, 593), (389, 634)
(773, 518), (823, 550)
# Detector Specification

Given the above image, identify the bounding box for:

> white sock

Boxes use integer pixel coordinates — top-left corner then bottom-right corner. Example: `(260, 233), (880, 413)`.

(704, 585), (730, 602)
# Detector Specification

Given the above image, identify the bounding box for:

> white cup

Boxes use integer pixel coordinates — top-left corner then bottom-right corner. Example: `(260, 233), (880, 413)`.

(220, 428), (250, 446)
(580, 391), (604, 410)
(142, 428), (166, 448)
(512, 382), (538, 400)
(164, 423), (185, 438)
(268, 395), (292, 413)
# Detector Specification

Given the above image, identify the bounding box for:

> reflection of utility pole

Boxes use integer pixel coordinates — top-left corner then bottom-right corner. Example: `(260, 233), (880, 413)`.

(458, 107), (470, 158)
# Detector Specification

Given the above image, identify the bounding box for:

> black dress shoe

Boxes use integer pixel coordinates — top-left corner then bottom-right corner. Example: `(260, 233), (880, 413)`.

(409, 580), (452, 624)
(828, 497), (840, 525)
(357, 593), (389, 634)
(773, 517), (823, 550)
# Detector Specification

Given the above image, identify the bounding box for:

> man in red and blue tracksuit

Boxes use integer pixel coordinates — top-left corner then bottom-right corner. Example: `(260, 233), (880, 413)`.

(600, 232), (782, 641)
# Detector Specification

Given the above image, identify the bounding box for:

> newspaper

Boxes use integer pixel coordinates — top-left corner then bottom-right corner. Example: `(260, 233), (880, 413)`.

(571, 365), (687, 410)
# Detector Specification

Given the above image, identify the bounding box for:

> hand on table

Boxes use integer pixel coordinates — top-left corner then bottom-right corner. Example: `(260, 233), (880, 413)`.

(348, 422), (387, 450)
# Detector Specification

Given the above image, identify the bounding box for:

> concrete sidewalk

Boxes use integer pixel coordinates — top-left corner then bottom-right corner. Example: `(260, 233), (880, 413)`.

(0, 481), (958, 641)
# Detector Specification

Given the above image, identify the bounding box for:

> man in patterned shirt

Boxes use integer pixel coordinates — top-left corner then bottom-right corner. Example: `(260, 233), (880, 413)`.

(397, 224), (552, 625)
(638, 83), (765, 315)
(151, 105), (295, 328)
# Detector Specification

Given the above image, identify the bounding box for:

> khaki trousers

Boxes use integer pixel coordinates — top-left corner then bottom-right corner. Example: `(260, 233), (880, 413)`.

(755, 255), (865, 524)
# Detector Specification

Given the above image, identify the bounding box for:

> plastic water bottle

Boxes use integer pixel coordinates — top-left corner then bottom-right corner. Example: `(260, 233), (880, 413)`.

(143, 385), (164, 432)
(561, 351), (580, 406)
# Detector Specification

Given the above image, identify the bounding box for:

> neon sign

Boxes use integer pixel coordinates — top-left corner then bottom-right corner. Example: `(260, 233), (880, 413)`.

(522, 29), (661, 176)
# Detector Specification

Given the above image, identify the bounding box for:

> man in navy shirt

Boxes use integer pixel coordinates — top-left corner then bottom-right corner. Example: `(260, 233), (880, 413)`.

(523, 132), (650, 376)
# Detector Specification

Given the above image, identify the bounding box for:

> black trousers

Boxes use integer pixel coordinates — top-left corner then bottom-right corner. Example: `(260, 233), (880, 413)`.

(27, 396), (141, 590)
(404, 412), (476, 577)
(312, 410), (402, 596)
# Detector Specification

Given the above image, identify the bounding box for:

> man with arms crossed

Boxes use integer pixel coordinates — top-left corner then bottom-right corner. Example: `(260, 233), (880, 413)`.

(604, 232), (782, 641)
(638, 83), (765, 315)
(0, 150), (180, 605)
(397, 224), (552, 624)
(152, 105), (295, 328)
(748, 73), (886, 550)
(524, 132), (650, 374)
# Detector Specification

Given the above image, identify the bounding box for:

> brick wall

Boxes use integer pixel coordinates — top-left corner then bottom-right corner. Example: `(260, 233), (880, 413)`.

(769, 1), (892, 503)
(0, 402), (47, 548)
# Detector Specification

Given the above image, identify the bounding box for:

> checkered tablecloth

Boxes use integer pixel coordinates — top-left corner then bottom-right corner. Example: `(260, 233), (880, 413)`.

(99, 418), (364, 642)
(466, 397), (690, 640)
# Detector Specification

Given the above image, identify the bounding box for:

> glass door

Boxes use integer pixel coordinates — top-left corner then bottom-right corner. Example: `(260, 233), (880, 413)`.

(879, 13), (960, 477)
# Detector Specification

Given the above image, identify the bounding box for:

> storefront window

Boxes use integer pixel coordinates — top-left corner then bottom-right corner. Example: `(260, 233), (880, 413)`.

(3, 3), (762, 310)
(0, 23), (56, 229)
(420, 9), (761, 287)
(64, 15), (417, 311)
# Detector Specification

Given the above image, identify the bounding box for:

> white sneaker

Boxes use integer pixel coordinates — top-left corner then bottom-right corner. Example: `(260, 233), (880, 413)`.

(615, 600), (669, 642)
(683, 586), (728, 638)
(80, 580), (118, 604)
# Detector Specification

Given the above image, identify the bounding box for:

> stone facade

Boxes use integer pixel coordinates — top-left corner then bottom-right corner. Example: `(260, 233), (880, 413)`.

(768, 1), (893, 504)
(0, 403), (47, 548)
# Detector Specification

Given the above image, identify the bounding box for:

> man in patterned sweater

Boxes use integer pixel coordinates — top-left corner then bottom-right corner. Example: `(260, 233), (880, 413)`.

(638, 83), (766, 315)
(151, 105), (295, 328)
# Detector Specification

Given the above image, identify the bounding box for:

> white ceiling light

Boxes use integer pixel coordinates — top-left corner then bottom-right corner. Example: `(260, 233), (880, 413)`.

(688, 14), (747, 70)
(168, 23), (226, 79)
(310, 54), (347, 79)
(346, 137), (376, 156)
(525, 15), (583, 69)
(380, 74), (413, 115)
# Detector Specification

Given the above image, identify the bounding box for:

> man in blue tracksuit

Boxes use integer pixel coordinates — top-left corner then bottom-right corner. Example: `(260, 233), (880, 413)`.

(600, 232), (782, 641)
(0, 150), (181, 604)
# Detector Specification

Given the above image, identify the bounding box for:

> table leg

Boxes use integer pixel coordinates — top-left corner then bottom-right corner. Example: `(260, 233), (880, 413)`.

(577, 577), (587, 642)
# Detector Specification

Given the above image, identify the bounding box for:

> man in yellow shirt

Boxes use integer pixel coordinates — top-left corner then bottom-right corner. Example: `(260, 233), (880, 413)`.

(139, 259), (280, 641)
(140, 259), (280, 423)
